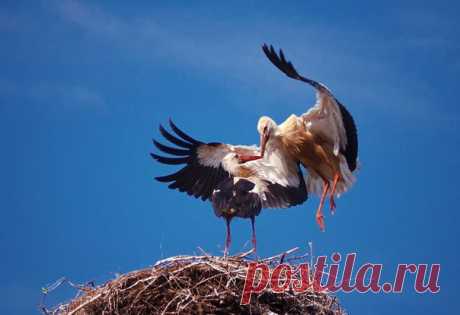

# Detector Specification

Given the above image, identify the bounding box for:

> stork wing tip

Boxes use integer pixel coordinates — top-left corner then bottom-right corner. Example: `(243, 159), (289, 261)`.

(262, 43), (275, 57)
(168, 118), (177, 130)
(261, 44), (324, 90)
(155, 175), (172, 183)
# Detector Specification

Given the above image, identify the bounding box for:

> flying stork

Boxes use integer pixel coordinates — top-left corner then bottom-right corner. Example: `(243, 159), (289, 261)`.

(151, 119), (308, 255)
(238, 44), (359, 231)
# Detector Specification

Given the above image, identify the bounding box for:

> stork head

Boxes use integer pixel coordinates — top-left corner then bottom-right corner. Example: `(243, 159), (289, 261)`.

(257, 116), (277, 157)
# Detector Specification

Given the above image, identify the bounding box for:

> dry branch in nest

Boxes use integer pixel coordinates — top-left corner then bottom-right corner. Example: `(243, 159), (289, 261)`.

(42, 248), (346, 315)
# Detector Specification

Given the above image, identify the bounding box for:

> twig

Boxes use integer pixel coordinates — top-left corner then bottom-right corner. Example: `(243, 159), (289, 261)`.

(67, 292), (102, 315)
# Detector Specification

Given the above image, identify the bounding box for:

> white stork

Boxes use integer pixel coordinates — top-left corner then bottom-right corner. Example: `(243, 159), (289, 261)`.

(151, 119), (308, 255)
(238, 44), (359, 231)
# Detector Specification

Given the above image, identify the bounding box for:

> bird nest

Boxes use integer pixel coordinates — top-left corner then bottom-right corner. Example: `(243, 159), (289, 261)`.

(42, 248), (346, 315)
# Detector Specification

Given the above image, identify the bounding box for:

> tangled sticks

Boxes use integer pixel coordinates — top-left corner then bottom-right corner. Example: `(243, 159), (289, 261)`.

(42, 249), (345, 315)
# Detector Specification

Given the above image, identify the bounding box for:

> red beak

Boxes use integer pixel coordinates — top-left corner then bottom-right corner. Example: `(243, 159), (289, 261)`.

(237, 131), (269, 164)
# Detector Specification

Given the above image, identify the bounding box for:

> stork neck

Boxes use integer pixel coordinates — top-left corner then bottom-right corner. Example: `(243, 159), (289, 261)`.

(264, 134), (281, 155)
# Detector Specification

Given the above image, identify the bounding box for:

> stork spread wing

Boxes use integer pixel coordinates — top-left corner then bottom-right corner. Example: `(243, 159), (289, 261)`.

(262, 44), (358, 171)
(152, 119), (237, 201)
(152, 120), (308, 211)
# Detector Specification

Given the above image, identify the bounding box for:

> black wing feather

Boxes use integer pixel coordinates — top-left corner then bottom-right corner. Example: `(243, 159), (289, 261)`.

(263, 166), (308, 209)
(262, 43), (322, 89)
(155, 168), (189, 183)
(169, 119), (202, 145)
(337, 100), (358, 171)
(150, 153), (190, 165)
(159, 124), (194, 149)
(152, 120), (231, 201)
(153, 140), (190, 156)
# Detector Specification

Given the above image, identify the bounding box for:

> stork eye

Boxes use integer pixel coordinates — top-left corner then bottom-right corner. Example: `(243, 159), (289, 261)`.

(263, 126), (268, 133)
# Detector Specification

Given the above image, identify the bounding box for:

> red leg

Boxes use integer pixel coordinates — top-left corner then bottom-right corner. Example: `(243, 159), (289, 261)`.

(250, 217), (257, 256)
(224, 218), (231, 257)
(316, 181), (329, 231)
(329, 173), (341, 214)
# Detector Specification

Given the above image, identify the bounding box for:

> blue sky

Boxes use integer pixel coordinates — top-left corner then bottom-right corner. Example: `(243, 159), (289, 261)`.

(1, 0), (459, 314)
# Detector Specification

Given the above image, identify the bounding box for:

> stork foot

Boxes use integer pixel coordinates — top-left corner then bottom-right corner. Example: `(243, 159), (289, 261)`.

(224, 240), (231, 258)
(315, 180), (329, 232)
(330, 196), (336, 215)
(316, 213), (325, 232)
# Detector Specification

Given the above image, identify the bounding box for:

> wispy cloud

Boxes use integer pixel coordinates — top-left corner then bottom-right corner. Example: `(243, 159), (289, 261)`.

(31, 83), (107, 110)
(0, 78), (106, 111)
(50, 0), (264, 78)
(47, 1), (375, 104)
(51, 0), (130, 39)
(35, 1), (459, 125)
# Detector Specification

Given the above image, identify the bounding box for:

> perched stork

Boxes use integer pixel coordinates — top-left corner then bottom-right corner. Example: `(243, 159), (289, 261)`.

(151, 119), (308, 255)
(238, 44), (358, 231)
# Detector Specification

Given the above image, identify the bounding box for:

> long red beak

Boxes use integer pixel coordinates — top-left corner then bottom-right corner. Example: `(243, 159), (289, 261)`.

(237, 131), (269, 164)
